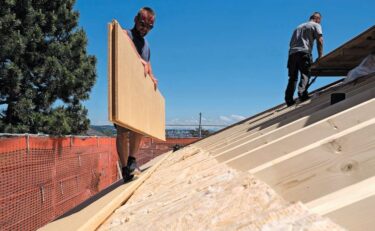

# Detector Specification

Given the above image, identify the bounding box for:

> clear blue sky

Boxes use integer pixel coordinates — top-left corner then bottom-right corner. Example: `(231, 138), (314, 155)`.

(75, 0), (375, 127)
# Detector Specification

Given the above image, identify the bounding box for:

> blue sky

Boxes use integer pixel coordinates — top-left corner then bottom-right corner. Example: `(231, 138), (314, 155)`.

(75, 0), (375, 127)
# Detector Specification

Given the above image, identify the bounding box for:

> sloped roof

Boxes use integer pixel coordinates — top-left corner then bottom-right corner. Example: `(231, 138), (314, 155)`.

(193, 73), (375, 231)
(41, 27), (375, 231)
(311, 25), (375, 76)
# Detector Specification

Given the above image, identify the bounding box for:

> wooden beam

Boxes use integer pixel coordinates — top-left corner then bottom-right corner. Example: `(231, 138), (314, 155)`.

(254, 118), (375, 203)
(225, 99), (375, 171)
(325, 194), (375, 231)
(214, 89), (375, 162)
(207, 74), (375, 156)
(306, 176), (375, 215)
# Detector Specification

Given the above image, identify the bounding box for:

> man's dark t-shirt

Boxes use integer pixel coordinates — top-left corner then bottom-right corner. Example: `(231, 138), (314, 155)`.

(126, 28), (150, 62)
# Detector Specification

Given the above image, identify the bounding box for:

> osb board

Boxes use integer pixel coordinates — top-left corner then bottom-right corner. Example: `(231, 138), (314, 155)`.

(108, 20), (165, 141)
(98, 147), (343, 230)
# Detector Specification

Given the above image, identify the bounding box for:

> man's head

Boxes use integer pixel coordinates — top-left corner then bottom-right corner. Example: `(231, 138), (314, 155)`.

(309, 12), (322, 24)
(134, 7), (155, 37)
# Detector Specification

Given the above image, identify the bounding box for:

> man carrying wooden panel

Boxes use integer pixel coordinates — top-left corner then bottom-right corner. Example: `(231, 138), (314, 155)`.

(117, 7), (157, 182)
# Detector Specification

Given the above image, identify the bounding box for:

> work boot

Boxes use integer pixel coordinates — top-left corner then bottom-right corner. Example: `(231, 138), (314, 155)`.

(298, 92), (310, 102)
(285, 99), (296, 107)
(122, 156), (138, 183)
(122, 166), (134, 182)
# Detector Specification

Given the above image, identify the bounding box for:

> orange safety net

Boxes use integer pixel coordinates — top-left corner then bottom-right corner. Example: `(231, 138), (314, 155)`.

(0, 136), (119, 231)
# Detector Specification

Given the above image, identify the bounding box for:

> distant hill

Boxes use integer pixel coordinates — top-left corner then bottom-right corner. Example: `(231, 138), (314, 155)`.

(89, 126), (217, 138)
(89, 125), (116, 136)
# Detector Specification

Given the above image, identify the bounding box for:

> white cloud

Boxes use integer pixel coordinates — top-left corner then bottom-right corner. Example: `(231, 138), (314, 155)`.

(230, 114), (246, 121)
(219, 116), (232, 123)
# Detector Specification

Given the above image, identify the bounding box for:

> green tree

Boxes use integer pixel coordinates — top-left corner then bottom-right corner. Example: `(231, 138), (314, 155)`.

(0, 0), (96, 135)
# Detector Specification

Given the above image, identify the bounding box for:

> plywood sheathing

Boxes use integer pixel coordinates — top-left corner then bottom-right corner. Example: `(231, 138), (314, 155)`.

(99, 147), (343, 230)
(108, 20), (165, 141)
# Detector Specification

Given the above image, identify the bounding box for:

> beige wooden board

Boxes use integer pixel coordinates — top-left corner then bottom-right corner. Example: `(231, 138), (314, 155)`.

(214, 88), (375, 161)
(207, 73), (375, 157)
(200, 74), (374, 152)
(211, 90), (375, 161)
(325, 194), (375, 231)
(108, 20), (165, 141)
(225, 99), (375, 171)
(194, 80), (343, 150)
(254, 118), (375, 203)
(306, 176), (375, 215)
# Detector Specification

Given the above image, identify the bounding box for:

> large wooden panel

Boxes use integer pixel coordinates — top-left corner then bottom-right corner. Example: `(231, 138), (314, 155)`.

(108, 20), (165, 141)
(311, 25), (375, 76)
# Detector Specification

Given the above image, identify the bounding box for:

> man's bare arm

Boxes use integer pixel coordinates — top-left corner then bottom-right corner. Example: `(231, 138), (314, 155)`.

(140, 59), (158, 89)
(317, 35), (323, 59)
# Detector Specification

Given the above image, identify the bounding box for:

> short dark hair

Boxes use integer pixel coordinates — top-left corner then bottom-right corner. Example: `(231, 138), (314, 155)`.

(310, 12), (321, 20)
(137, 7), (156, 19)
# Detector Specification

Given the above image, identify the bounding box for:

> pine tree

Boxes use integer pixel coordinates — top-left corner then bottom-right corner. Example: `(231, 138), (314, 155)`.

(0, 0), (96, 135)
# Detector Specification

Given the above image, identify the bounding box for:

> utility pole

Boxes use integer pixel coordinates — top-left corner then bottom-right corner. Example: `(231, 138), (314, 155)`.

(198, 112), (202, 138)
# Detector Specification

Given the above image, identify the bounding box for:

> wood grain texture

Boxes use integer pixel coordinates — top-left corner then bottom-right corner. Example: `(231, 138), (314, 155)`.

(214, 87), (375, 161)
(254, 118), (375, 203)
(307, 176), (375, 215)
(325, 195), (375, 231)
(108, 20), (165, 141)
(226, 99), (375, 172)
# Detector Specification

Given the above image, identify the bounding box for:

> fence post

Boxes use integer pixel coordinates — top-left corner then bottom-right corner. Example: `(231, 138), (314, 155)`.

(26, 134), (30, 156)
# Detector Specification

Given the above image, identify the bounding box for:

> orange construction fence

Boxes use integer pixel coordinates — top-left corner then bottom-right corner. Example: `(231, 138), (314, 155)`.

(0, 135), (119, 231)
(0, 135), (199, 231)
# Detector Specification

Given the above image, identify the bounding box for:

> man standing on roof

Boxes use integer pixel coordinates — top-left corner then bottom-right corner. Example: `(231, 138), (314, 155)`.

(116, 7), (157, 182)
(284, 12), (323, 106)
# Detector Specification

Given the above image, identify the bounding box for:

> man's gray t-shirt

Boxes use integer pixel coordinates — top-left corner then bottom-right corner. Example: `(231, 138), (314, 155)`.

(289, 21), (322, 55)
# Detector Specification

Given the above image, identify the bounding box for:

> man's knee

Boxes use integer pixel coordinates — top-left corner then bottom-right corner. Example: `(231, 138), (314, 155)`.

(116, 126), (129, 139)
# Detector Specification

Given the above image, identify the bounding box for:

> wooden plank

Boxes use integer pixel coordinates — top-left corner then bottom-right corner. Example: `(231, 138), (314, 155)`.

(108, 23), (113, 122)
(306, 176), (375, 215)
(225, 99), (375, 171)
(325, 195), (375, 231)
(214, 88), (375, 161)
(206, 75), (375, 155)
(108, 20), (165, 141)
(254, 119), (375, 203)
